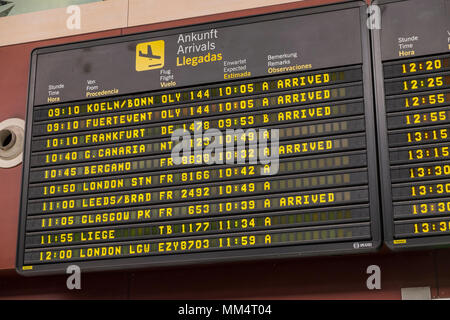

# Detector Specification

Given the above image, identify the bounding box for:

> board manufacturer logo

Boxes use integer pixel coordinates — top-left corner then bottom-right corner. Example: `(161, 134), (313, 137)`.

(136, 40), (165, 71)
(353, 242), (373, 249)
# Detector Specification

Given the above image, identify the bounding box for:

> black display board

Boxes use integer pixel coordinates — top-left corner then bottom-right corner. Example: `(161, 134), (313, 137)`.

(372, 0), (450, 249)
(17, 1), (381, 275)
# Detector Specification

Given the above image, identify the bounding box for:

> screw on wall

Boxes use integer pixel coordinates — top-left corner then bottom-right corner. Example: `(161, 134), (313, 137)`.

(0, 118), (25, 168)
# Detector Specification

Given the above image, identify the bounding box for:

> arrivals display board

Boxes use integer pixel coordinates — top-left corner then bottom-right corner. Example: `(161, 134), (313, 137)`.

(17, 2), (381, 275)
(372, 0), (450, 249)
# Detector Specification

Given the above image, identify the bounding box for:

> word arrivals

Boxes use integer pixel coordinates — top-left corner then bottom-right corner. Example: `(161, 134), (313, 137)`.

(178, 304), (213, 318)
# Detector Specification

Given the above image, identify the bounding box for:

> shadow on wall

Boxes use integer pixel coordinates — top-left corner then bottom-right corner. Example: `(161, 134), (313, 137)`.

(0, 0), (101, 17)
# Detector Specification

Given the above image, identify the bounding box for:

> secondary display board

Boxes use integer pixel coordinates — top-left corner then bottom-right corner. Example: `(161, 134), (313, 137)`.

(17, 2), (381, 275)
(373, 0), (450, 249)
